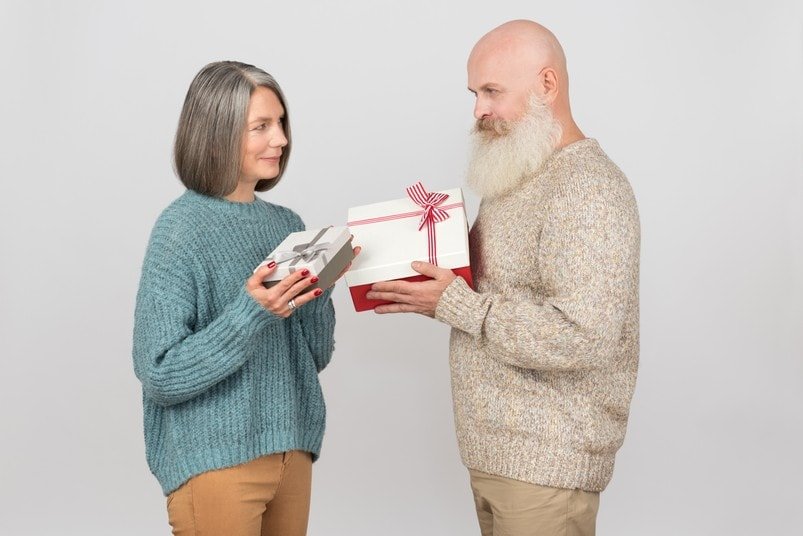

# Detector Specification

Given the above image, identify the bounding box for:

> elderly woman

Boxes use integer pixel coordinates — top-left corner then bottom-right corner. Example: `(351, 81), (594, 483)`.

(133, 61), (353, 536)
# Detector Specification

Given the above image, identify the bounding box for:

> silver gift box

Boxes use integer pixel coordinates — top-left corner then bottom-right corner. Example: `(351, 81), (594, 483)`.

(258, 226), (354, 292)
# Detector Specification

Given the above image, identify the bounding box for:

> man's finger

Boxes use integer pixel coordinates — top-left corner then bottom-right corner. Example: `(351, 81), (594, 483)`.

(366, 290), (411, 304)
(411, 261), (443, 278)
(374, 302), (421, 314)
(371, 279), (415, 294)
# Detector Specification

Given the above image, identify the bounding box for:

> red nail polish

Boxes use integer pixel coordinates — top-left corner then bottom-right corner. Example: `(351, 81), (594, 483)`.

(314, 289), (323, 296)
(301, 269), (310, 276)
(267, 261), (276, 268)
(311, 277), (319, 284)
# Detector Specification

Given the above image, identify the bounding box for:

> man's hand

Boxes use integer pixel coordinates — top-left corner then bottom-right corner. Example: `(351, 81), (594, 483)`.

(367, 261), (457, 317)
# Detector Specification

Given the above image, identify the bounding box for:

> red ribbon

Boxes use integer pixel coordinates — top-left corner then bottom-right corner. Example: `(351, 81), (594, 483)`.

(405, 182), (450, 266)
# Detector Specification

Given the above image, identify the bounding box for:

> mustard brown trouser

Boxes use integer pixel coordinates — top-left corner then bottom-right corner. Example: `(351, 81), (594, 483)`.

(167, 451), (312, 536)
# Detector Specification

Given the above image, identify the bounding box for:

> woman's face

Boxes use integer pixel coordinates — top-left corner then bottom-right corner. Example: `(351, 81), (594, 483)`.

(240, 86), (288, 185)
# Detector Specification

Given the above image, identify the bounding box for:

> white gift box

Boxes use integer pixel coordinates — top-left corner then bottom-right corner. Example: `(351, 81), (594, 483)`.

(345, 183), (473, 311)
(258, 226), (353, 292)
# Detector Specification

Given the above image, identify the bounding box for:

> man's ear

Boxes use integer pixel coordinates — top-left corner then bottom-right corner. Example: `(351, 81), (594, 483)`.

(540, 68), (559, 103)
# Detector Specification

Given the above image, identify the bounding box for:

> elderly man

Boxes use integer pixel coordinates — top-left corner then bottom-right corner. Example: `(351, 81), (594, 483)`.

(367, 20), (640, 535)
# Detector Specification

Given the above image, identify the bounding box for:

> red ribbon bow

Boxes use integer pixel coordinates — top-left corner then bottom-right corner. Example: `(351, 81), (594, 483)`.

(405, 181), (450, 265)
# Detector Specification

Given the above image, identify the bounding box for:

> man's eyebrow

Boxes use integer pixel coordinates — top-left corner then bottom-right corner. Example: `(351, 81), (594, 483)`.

(468, 84), (501, 94)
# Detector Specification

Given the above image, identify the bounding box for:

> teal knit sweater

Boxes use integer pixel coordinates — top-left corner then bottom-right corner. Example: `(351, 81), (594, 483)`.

(132, 189), (336, 495)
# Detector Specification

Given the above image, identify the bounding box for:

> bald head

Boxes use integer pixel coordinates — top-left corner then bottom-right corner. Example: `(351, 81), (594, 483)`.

(468, 20), (581, 146)
(470, 20), (568, 85)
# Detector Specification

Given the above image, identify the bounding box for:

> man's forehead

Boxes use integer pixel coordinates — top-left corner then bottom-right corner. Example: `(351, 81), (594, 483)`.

(468, 52), (519, 84)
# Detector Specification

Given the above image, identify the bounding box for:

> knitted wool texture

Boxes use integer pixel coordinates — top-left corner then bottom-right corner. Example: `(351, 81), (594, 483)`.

(133, 190), (335, 495)
(435, 139), (640, 492)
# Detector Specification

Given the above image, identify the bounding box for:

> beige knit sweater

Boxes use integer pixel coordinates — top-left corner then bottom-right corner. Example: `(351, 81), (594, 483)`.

(435, 138), (640, 492)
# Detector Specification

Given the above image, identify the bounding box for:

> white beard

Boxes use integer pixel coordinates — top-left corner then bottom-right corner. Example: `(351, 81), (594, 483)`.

(466, 96), (563, 199)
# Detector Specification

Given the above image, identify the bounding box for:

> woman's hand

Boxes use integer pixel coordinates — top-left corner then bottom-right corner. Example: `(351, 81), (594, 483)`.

(246, 263), (321, 318)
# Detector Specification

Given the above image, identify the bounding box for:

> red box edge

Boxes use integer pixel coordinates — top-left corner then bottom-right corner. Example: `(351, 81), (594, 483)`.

(348, 266), (474, 312)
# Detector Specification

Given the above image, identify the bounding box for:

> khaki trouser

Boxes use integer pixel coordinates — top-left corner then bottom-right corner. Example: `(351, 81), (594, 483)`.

(167, 451), (312, 536)
(469, 469), (600, 536)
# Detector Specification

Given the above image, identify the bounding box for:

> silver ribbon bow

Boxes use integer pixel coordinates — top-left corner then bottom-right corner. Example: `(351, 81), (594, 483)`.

(271, 226), (332, 271)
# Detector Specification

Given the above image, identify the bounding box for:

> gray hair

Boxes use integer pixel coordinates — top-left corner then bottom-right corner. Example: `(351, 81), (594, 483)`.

(174, 61), (292, 196)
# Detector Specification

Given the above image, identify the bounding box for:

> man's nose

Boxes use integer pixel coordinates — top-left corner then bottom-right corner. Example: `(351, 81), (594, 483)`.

(473, 99), (491, 120)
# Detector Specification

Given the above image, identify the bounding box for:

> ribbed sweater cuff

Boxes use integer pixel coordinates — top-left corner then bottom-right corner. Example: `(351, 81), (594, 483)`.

(229, 286), (279, 335)
(435, 276), (483, 335)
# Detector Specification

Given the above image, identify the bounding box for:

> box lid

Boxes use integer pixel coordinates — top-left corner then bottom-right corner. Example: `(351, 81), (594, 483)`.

(345, 187), (469, 286)
(260, 226), (351, 282)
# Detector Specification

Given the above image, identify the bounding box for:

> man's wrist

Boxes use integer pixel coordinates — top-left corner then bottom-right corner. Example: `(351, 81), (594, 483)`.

(434, 276), (482, 334)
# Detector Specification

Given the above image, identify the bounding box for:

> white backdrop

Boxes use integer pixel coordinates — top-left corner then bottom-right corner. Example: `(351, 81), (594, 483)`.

(1, 1), (801, 534)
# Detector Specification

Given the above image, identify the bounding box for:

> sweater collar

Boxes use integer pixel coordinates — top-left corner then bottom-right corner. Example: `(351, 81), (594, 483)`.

(542, 138), (600, 172)
(183, 189), (268, 217)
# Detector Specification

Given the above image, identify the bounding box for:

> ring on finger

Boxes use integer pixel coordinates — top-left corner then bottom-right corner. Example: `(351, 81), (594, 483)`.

(288, 298), (297, 311)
